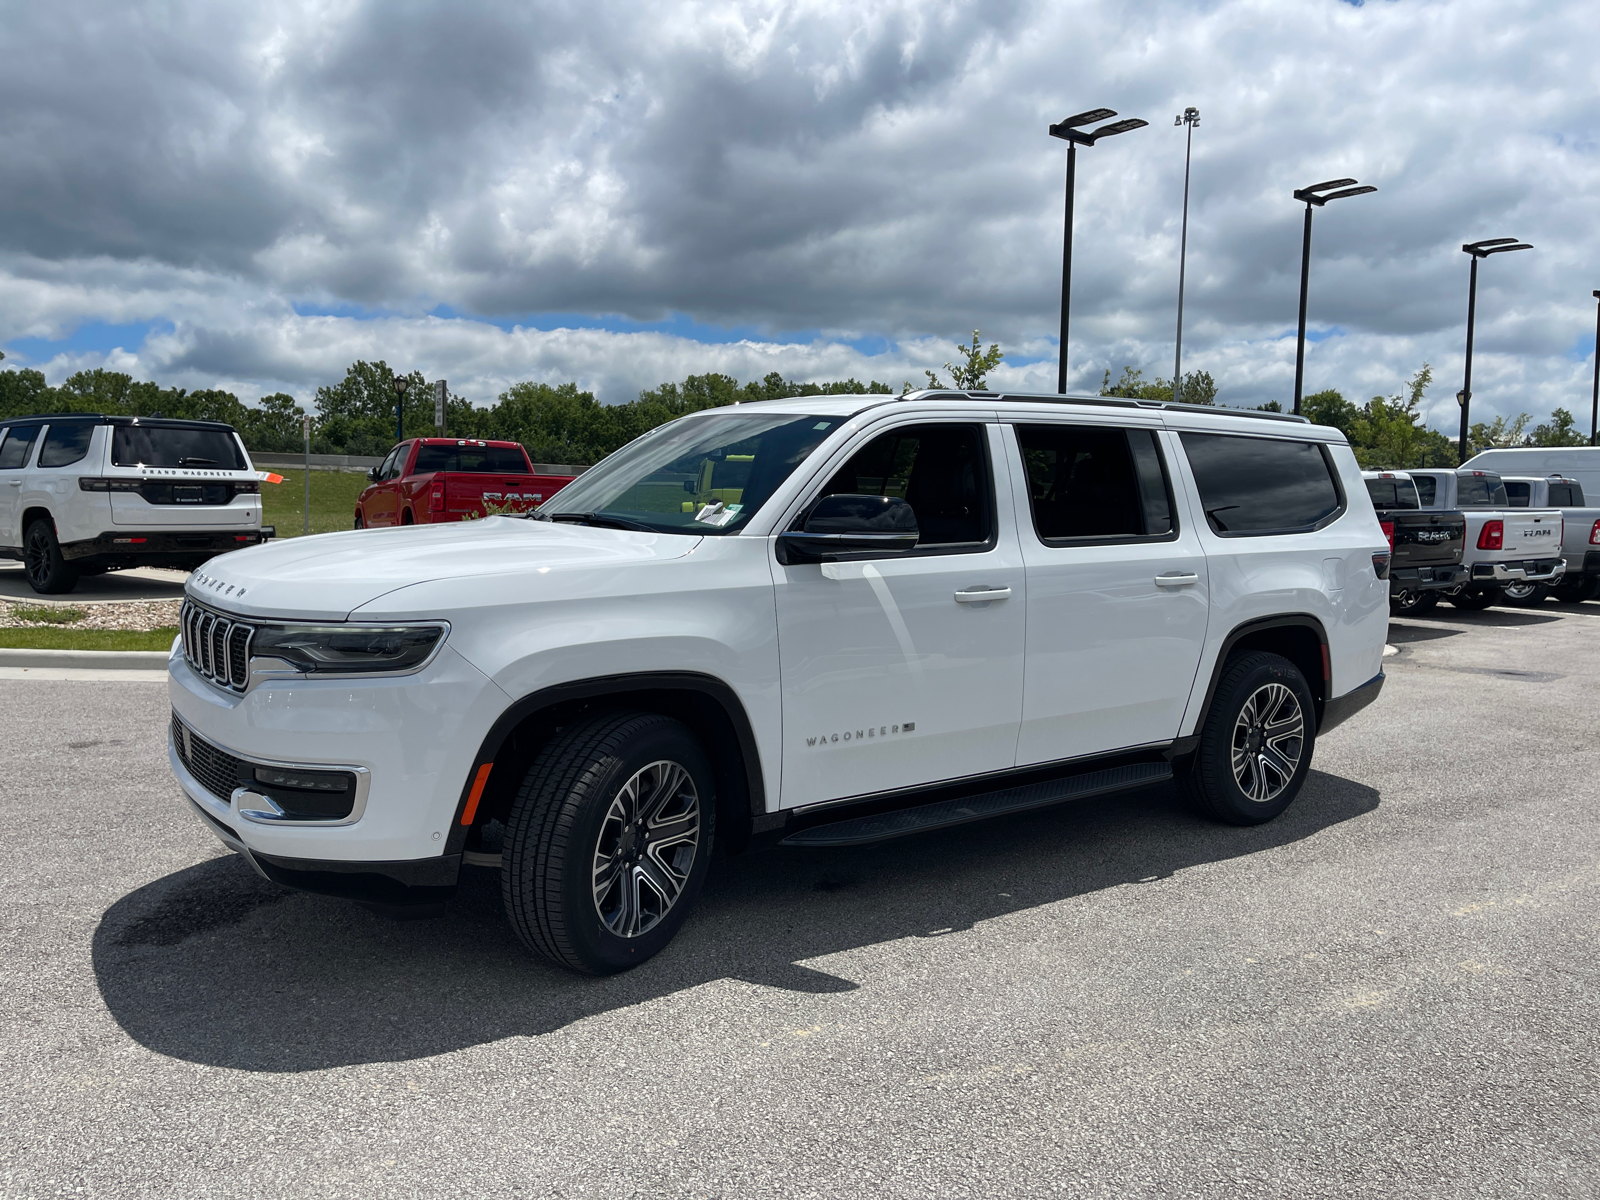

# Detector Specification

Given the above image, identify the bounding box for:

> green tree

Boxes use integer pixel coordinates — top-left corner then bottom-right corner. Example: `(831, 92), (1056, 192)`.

(1347, 364), (1455, 468)
(1302, 388), (1360, 437)
(1467, 412), (1531, 455)
(1531, 407), (1586, 447)
(923, 330), (1004, 390)
(1099, 366), (1216, 404)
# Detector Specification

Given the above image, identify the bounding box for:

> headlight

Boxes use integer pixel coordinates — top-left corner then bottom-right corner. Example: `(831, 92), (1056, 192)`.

(249, 622), (447, 675)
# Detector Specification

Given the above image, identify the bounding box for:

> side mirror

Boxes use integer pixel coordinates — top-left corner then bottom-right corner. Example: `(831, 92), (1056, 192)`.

(367, 467), (381, 482)
(776, 494), (919, 565)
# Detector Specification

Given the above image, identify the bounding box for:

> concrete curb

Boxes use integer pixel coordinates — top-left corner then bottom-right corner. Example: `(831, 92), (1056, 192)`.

(0, 648), (171, 670)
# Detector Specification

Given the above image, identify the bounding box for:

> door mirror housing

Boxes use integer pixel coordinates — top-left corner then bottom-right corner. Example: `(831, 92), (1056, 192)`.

(367, 467), (382, 483)
(776, 494), (920, 565)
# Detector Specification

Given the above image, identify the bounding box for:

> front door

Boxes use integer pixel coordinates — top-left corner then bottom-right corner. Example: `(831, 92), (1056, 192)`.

(1003, 420), (1210, 764)
(774, 421), (1027, 809)
(365, 444), (406, 526)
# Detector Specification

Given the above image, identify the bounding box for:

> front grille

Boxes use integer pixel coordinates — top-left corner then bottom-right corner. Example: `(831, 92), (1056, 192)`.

(171, 712), (248, 804)
(181, 599), (254, 691)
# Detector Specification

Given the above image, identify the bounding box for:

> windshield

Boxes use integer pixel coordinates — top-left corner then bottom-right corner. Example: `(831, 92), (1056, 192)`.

(1364, 478), (1420, 510)
(541, 411), (841, 534)
(112, 426), (245, 469)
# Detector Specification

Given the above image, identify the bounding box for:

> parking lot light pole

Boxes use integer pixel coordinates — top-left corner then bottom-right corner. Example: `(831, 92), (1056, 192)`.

(1457, 238), (1533, 463)
(1049, 108), (1149, 394)
(1172, 107), (1200, 405)
(393, 375), (410, 445)
(1291, 178), (1377, 415)
(1591, 290), (1600, 446)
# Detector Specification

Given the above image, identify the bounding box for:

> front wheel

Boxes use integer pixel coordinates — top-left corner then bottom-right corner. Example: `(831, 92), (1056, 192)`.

(1177, 651), (1315, 826)
(1448, 585), (1502, 611)
(353, 512), (364, 529)
(23, 519), (79, 594)
(502, 711), (715, 975)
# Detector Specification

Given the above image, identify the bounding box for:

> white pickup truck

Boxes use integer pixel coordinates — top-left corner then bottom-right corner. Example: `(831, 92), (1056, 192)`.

(1409, 468), (1564, 610)
(1500, 475), (1600, 604)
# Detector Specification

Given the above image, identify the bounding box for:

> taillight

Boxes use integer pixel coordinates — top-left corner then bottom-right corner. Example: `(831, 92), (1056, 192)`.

(1371, 552), (1391, 580)
(1477, 519), (1503, 551)
(1380, 520), (1394, 551)
(430, 481), (444, 509)
(1590, 519), (1600, 546)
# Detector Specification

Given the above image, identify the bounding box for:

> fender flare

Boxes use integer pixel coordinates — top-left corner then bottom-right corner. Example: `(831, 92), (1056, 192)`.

(1180, 614), (1331, 751)
(443, 670), (767, 854)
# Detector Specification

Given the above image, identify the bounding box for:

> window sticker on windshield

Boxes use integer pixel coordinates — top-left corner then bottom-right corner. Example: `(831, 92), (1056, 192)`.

(813, 422), (832, 431)
(694, 501), (737, 527)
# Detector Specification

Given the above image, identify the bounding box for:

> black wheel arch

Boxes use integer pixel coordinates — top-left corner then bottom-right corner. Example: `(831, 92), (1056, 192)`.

(1189, 614), (1331, 742)
(446, 671), (766, 857)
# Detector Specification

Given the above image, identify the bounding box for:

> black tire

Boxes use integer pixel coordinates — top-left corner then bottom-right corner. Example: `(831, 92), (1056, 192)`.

(23, 519), (79, 594)
(1500, 581), (1546, 607)
(354, 513), (364, 529)
(1551, 577), (1600, 604)
(1448, 585), (1501, 611)
(1177, 651), (1315, 826)
(1389, 589), (1437, 615)
(401, 509), (414, 525)
(501, 711), (715, 975)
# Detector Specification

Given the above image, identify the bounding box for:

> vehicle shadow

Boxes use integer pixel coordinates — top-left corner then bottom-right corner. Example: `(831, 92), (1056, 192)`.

(1385, 621), (1462, 645)
(1407, 607), (1560, 627)
(93, 771), (1379, 1072)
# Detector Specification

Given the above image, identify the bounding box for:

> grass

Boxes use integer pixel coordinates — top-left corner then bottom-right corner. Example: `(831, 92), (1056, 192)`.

(0, 626), (178, 651)
(10, 605), (85, 625)
(260, 468), (370, 537)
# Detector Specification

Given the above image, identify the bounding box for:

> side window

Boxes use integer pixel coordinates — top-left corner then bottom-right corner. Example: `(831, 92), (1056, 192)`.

(1014, 424), (1175, 542)
(1503, 481), (1531, 507)
(1180, 432), (1343, 536)
(377, 447), (402, 481)
(1550, 482), (1580, 506)
(815, 423), (992, 548)
(0, 425), (41, 470)
(1414, 475), (1437, 506)
(39, 424), (94, 468)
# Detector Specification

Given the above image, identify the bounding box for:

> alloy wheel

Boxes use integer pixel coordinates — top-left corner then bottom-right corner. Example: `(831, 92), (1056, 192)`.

(1230, 683), (1304, 804)
(24, 526), (50, 589)
(591, 759), (701, 938)
(1501, 581), (1538, 601)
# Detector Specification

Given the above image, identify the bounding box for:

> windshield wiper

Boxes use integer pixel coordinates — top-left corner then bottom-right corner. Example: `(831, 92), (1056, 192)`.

(177, 456), (219, 466)
(543, 511), (660, 533)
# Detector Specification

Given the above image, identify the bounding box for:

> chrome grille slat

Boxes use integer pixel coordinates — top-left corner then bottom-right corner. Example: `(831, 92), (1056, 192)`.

(180, 598), (257, 694)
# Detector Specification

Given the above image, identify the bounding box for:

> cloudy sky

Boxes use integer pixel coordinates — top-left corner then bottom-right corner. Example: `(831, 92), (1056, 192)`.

(2, 0), (1596, 431)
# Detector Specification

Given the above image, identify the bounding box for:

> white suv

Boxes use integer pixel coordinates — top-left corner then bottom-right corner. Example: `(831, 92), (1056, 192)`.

(166, 392), (1390, 973)
(0, 414), (268, 593)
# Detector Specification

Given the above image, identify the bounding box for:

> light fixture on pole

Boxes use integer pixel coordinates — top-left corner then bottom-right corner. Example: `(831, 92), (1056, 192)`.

(1171, 106), (1200, 405)
(1590, 290), (1600, 447)
(1457, 238), (1533, 463)
(393, 374), (410, 445)
(1290, 177), (1377, 415)
(1049, 107), (1149, 394)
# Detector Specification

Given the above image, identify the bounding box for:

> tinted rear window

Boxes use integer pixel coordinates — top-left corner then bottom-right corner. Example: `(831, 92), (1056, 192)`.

(1180, 433), (1343, 535)
(1550, 482), (1583, 506)
(112, 426), (245, 469)
(39, 424), (94, 468)
(1015, 424), (1174, 540)
(413, 444), (531, 473)
(1456, 473), (1508, 506)
(1364, 478), (1420, 510)
(0, 425), (42, 470)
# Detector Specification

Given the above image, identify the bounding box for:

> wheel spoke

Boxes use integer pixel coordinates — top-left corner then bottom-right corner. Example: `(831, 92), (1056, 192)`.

(637, 853), (681, 903)
(1231, 681), (1304, 804)
(590, 757), (700, 940)
(648, 812), (698, 846)
(638, 763), (689, 824)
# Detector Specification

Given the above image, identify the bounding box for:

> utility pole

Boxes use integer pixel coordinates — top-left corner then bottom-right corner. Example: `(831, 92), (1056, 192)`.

(1456, 238), (1533, 462)
(1290, 178), (1376, 414)
(1591, 290), (1600, 446)
(301, 413), (311, 536)
(1172, 107), (1200, 405)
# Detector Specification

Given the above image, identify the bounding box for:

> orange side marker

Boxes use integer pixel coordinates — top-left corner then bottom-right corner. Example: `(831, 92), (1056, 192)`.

(461, 763), (494, 825)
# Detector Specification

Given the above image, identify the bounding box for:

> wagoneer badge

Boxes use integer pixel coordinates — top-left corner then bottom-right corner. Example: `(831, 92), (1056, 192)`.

(807, 723), (914, 747)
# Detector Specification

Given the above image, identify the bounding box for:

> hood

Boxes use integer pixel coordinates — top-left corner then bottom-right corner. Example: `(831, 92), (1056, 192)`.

(184, 517), (701, 619)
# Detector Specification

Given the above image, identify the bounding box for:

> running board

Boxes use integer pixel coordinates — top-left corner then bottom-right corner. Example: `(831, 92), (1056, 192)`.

(780, 761), (1173, 848)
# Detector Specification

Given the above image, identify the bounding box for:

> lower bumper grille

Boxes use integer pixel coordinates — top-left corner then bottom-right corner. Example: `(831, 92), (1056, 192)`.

(171, 712), (248, 804)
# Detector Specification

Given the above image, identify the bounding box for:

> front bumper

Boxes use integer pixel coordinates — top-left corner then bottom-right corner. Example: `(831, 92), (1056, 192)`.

(166, 637), (509, 884)
(1390, 564), (1468, 595)
(1470, 558), (1566, 585)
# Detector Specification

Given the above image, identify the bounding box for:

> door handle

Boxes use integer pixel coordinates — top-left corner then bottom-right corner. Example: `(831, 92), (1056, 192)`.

(954, 586), (1012, 603)
(3, 479), (19, 486)
(1154, 572), (1200, 587)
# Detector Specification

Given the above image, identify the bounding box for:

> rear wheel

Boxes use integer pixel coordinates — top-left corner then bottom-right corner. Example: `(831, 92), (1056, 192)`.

(401, 509), (415, 525)
(354, 513), (364, 529)
(1177, 651), (1315, 826)
(502, 711), (714, 975)
(1389, 589), (1437, 615)
(23, 519), (79, 594)
(1448, 585), (1502, 611)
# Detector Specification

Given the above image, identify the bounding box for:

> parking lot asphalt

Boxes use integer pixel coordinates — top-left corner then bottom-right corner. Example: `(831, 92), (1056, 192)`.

(3, 605), (1600, 1199)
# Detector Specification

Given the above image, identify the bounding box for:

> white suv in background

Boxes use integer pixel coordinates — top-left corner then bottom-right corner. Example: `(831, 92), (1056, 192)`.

(166, 391), (1390, 974)
(0, 414), (268, 593)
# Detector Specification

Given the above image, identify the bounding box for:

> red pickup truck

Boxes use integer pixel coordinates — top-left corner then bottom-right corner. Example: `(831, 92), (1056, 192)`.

(354, 439), (576, 528)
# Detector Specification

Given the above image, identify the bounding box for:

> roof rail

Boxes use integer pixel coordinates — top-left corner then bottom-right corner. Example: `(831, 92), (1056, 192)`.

(899, 390), (1309, 423)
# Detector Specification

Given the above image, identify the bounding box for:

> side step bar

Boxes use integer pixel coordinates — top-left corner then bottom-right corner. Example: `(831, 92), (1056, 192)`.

(780, 761), (1173, 848)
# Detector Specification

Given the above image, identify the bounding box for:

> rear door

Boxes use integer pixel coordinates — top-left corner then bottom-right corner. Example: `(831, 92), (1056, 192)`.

(0, 424), (43, 547)
(1003, 417), (1209, 764)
